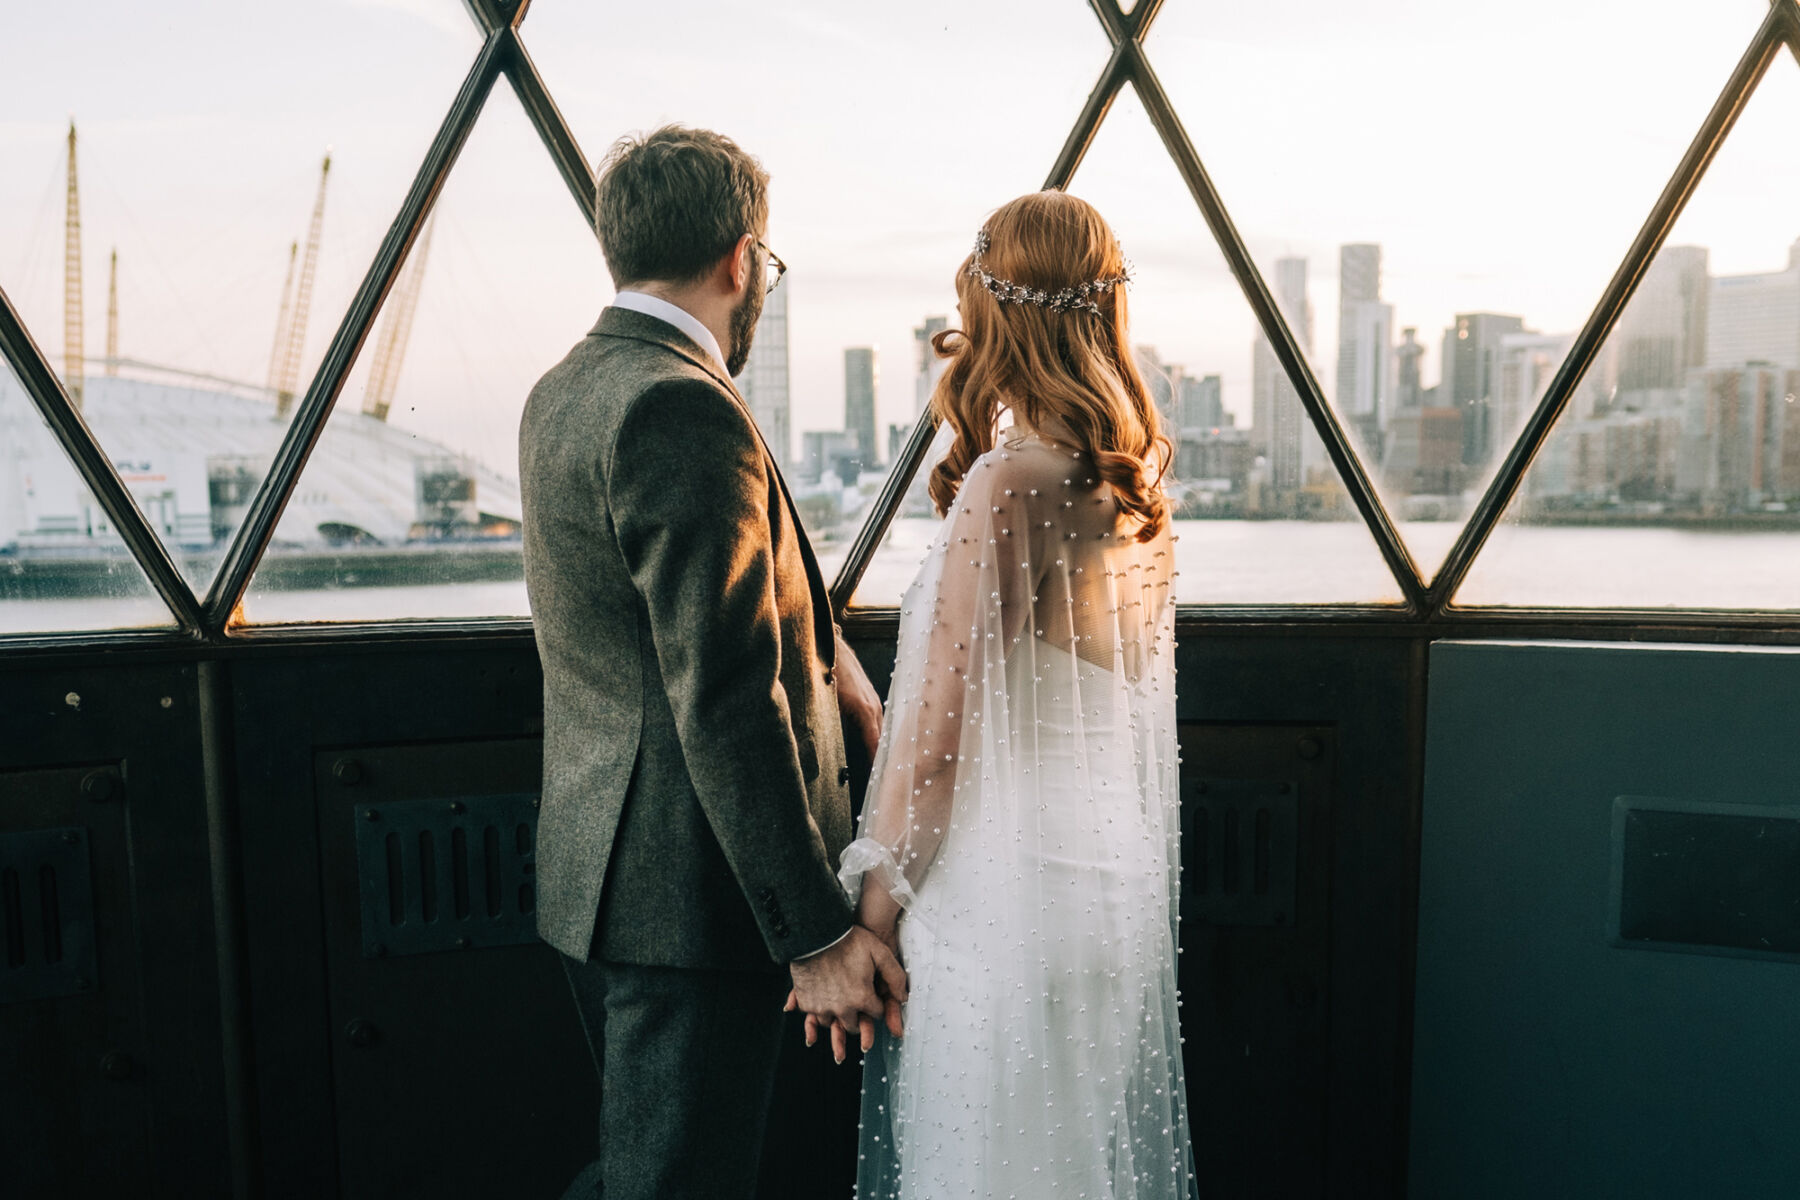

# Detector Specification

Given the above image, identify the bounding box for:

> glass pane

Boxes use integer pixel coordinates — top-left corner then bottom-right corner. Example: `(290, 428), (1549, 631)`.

(1149, 0), (1768, 585)
(239, 82), (608, 625)
(1460, 51), (1800, 610)
(1074, 85), (1403, 604)
(0, 3), (482, 593)
(523, 0), (1101, 597)
(0, 356), (176, 634)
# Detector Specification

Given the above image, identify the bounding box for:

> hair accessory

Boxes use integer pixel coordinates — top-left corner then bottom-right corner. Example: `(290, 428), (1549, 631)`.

(967, 228), (1131, 316)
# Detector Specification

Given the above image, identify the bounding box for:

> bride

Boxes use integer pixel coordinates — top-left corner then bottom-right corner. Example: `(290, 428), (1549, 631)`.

(833, 190), (1196, 1199)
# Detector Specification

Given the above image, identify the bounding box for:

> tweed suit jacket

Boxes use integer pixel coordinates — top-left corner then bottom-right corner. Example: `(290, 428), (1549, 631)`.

(520, 305), (855, 973)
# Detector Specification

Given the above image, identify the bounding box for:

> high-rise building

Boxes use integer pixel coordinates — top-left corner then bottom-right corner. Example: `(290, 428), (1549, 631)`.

(1394, 327), (1425, 411)
(1441, 312), (1526, 467)
(1678, 363), (1800, 510)
(843, 347), (878, 474)
(1493, 331), (1575, 455)
(1335, 244), (1393, 457)
(1178, 374), (1227, 431)
(733, 282), (791, 467)
(1612, 245), (1709, 392)
(1706, 244), (1800, 370)
(913, 316), (949, 417)
(1252, 256), (1312, 492)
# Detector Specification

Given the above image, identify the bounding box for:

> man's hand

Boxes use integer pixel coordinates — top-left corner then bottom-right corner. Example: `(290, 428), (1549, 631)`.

(787, 924), (907, 1062)
(833, 631), (883, 760)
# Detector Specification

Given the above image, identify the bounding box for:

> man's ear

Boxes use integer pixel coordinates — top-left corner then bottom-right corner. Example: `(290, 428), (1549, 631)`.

(722, 232), (756, 295)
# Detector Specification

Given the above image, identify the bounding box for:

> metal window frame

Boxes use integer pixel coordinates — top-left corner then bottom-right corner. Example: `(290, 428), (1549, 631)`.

(2, 0), (1799, 648)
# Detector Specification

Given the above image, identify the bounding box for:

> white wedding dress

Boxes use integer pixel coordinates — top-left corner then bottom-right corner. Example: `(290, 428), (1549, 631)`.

(839, 428), (1197, 1199)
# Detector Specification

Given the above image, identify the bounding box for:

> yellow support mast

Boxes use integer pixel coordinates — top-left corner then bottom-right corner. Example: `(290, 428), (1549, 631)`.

(361, 213), (435, 422)
(63, 119), (84, 410)
(105, 247), (119, 376)
(266, 240), (298, 402)
(271, 152), (331, 420)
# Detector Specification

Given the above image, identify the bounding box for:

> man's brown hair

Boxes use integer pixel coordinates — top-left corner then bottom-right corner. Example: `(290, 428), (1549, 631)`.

(594, 125), (769, 288)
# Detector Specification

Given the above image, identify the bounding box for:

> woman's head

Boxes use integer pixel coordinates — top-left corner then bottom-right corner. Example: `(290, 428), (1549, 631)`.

(928, 190), (1171, 540)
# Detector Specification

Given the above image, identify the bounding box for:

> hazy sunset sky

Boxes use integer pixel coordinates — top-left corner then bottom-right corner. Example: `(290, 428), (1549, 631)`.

(2, 0), (1788, 483)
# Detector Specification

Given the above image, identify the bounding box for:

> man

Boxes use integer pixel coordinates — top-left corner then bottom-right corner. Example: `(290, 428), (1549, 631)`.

(519, 126), (905, 1199)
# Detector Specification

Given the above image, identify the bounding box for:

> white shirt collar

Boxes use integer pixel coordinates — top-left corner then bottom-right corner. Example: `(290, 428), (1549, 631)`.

(612, 290), (728, 376)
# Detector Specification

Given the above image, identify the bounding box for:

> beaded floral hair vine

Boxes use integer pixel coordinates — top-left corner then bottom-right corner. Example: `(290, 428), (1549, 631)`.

(967, 228), (1132, 316)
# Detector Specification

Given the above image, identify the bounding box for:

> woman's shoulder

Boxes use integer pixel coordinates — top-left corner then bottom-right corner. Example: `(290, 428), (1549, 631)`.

(964, 431), (1096, 497)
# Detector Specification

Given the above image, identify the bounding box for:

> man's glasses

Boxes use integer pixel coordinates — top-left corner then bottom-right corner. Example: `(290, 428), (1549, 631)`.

(757, 239), (786, 294)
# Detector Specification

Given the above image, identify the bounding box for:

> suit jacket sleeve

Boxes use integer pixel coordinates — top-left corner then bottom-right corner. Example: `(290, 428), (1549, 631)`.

(608, 376), (854, 962)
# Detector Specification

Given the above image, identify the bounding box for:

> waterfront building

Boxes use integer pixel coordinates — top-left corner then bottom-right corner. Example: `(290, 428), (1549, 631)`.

(1705, 242), (1800, 369)
(843, 347), (879, 473)
(800, 428), (859, 487)
(912, 316), (948, 418)
(1252, 256), (1312, 493)
(1441, 312), (1526, 468)
(1612, 245), (1709, 392)
(1678, 362), (1800, 511)
(1334, 244), (1393, 458)
(733, 279), (791, 468)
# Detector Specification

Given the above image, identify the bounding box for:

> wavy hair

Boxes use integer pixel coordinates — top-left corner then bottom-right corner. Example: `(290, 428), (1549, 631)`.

(927, 190), (1171, 541)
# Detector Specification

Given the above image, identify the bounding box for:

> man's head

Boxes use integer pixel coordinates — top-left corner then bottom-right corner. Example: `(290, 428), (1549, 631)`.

(595, 125), (770, 375)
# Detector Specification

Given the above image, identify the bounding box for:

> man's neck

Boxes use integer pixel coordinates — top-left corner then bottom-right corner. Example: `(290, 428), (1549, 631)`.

(625, 279), (732, 363)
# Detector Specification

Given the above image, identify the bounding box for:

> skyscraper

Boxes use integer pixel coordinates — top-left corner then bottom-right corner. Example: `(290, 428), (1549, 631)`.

(1706, 243), (1800, 370)
(1612, 245), (1709, 392)
(1334, 243), (1393, 458)
(1441, 312), (1526, 466)
(843, 346), (879, 474)
(913, 316), (948, 417)
(733, 281), (791, 467)
(1252, 256), (1311, 492)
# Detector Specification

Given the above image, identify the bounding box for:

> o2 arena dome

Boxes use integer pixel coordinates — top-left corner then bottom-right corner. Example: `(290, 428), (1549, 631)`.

(0, 368), (522, 565)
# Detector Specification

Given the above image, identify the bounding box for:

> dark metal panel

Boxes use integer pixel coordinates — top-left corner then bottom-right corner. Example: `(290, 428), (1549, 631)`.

(1611, 797), (1800, 961)
(1427, 7), (1787, 615)
(0, 659), (230, 1196)
(1175, 637), (1421, 1197)
(1177, 724), (1334, 1197)
(0, 763), (147, 1197)
(0, 825), (98, 1004)
(231, 643), (552, 1197)
(1183, 777), (1300, 927)
(205, 34), (510, 632)
(350, 789), (540, 958)
(0, 286), (203, 636)
(314, 739), (589, 1200)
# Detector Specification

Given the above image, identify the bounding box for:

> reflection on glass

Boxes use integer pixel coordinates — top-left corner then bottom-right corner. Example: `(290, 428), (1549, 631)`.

(1148, 0), (1767, 584)
(0, 2), (482, 592)
(0, 359), (175, 634)
(240, 82), (608, 625)
(524, 0), (1098, 591)
(1460, 54), (1800, 610)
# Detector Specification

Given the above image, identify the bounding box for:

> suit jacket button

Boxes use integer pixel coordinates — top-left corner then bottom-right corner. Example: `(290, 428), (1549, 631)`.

(838, 765), (852, 786)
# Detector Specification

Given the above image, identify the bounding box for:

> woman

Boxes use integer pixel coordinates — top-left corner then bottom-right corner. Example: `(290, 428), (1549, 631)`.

(837, 190), (1196, 1198)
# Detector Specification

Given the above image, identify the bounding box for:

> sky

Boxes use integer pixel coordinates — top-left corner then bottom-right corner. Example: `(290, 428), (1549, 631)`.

(2, 0), (1792, 483)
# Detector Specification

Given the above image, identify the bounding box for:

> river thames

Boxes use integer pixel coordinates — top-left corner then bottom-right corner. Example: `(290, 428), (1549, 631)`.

(6, 519), (1800, 636)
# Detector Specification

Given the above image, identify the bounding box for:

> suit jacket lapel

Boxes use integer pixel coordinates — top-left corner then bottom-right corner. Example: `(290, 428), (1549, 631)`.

(593, 306), (837, 664)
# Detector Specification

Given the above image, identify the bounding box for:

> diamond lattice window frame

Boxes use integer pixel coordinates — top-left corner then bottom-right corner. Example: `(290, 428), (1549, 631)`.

(4, 0), (1800, 647)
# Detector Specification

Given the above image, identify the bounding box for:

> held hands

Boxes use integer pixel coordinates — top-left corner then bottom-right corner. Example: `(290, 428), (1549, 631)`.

(785, 923), (906, 1064)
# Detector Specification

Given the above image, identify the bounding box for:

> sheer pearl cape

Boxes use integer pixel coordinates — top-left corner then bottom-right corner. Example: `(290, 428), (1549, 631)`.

(841, 429), (1196, 1199)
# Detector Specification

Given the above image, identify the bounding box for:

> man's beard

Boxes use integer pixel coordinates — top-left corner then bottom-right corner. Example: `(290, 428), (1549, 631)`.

(725, 271), (764, 377)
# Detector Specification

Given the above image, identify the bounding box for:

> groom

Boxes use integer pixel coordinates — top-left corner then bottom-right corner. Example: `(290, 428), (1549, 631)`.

(519, 125), (906, 1199)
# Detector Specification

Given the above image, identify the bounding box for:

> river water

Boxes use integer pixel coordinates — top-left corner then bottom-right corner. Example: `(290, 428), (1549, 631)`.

(5, 520), (1799, 636)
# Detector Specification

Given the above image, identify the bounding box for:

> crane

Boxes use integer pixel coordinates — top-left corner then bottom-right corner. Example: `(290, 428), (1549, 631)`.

(64, 119), (83, 410)
(361, 213), (435, 422)
(105, 247), (119, 375)
(269, 152), (331, 420)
